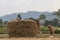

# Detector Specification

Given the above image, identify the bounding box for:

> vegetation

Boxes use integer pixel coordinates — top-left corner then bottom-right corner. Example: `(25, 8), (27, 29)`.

(54, 9), (60, 19)
(53, 9), (60, 24)
(44, 18), (60, 27)
(0, 18), (7, 34)
(39, 26), (60, 34)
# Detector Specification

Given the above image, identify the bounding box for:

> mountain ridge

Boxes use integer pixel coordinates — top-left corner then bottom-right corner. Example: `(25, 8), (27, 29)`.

(0, 11), (57, 21)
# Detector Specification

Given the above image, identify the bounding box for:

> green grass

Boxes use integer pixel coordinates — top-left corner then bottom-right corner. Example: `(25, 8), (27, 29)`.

(0, 34), (60, 38)
(0, 28), (7, 34)
(39, 26), (60, 34)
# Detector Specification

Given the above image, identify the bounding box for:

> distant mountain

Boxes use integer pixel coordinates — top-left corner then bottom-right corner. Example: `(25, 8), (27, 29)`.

(0, 11), (57, 21)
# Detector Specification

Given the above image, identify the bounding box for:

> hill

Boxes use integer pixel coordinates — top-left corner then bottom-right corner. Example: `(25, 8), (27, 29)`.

(0, 11), (57, 21)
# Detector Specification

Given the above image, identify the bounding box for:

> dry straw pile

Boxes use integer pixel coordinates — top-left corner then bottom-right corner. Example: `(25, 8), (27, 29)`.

(7, 20), (40, 37)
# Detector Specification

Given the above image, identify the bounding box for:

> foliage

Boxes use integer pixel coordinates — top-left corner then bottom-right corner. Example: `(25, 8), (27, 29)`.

(40, 26), (49, 34)
(39, 14), (46, 20)
(4, 21), (8, 24)
(54, 9), (60, 18)
(0, 28), (7, 34)
(0, 19), (3, 24)
(40, 26), (60, 34)
(44, 18), (60, 27)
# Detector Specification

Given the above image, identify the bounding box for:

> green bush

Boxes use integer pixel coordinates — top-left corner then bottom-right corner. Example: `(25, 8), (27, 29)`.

(0, 28), (7, 34)
(55, 29), (60, 34)
(40, 26), (60, 34)
(40, 26), (49, 34)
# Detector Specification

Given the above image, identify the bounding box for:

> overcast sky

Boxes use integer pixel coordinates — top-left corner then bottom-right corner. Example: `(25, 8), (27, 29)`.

(0, 0), (60, 16)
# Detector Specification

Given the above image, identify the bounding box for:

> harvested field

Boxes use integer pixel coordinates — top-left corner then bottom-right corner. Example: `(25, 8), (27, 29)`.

(0, 34), (60, 38)
(0, 34), (59, 40)
(0, 38), (60, 40)
(0, 34), (60, 40)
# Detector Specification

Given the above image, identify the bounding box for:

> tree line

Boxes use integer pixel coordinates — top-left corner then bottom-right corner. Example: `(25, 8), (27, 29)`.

(39, 9), (60, 27)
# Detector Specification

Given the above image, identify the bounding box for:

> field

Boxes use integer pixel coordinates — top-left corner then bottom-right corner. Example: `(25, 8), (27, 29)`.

(0, 34), (60, 38)
(0, 38), (60, 40)
(0, 34), (60, 40)
(0, 26), (59, 40)
(0, 25), (60, 40)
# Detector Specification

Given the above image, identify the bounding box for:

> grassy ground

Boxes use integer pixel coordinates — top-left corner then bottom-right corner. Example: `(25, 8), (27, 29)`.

(0, 34), (60, 38)
(0, 38), (60, 40)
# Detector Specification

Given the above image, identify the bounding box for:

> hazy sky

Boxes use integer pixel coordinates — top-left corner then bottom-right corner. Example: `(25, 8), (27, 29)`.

(0, 0), (60, 16)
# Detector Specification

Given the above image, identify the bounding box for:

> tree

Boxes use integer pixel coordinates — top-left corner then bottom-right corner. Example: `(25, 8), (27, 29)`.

(4, 21), (8, 24)
(39, 14), (46, 20)
(38, 14), (46, 24)
(44, 18), (60, 26)
(0, 19), (4, 28)
(54, 9), (60, 24)
(0, 19), (3, 24)
(44, 20), (49, 26)
(52, 18), (59, 23)
(44, 20), (53, 26)
(52, 18), (59, 26)
(54, 9), (60, 20)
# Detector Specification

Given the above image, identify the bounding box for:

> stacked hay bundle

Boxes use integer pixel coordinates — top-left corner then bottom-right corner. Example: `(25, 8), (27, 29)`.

(7, 20), (39, 37)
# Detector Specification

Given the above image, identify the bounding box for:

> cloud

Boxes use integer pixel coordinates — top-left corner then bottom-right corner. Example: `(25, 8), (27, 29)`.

(0, 0), (60, 16)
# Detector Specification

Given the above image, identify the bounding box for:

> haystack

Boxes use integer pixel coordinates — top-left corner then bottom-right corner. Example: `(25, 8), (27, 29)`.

(7, 20), (40, 37)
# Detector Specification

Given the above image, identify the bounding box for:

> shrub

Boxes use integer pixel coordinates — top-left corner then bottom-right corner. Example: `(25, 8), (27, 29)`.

(55, 29), (60, 34)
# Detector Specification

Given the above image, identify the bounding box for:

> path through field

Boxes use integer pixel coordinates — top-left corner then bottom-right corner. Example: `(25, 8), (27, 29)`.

(0, 34), (60, 40)
(0, 34), (60, 38)
(0, 38), (60, 40)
